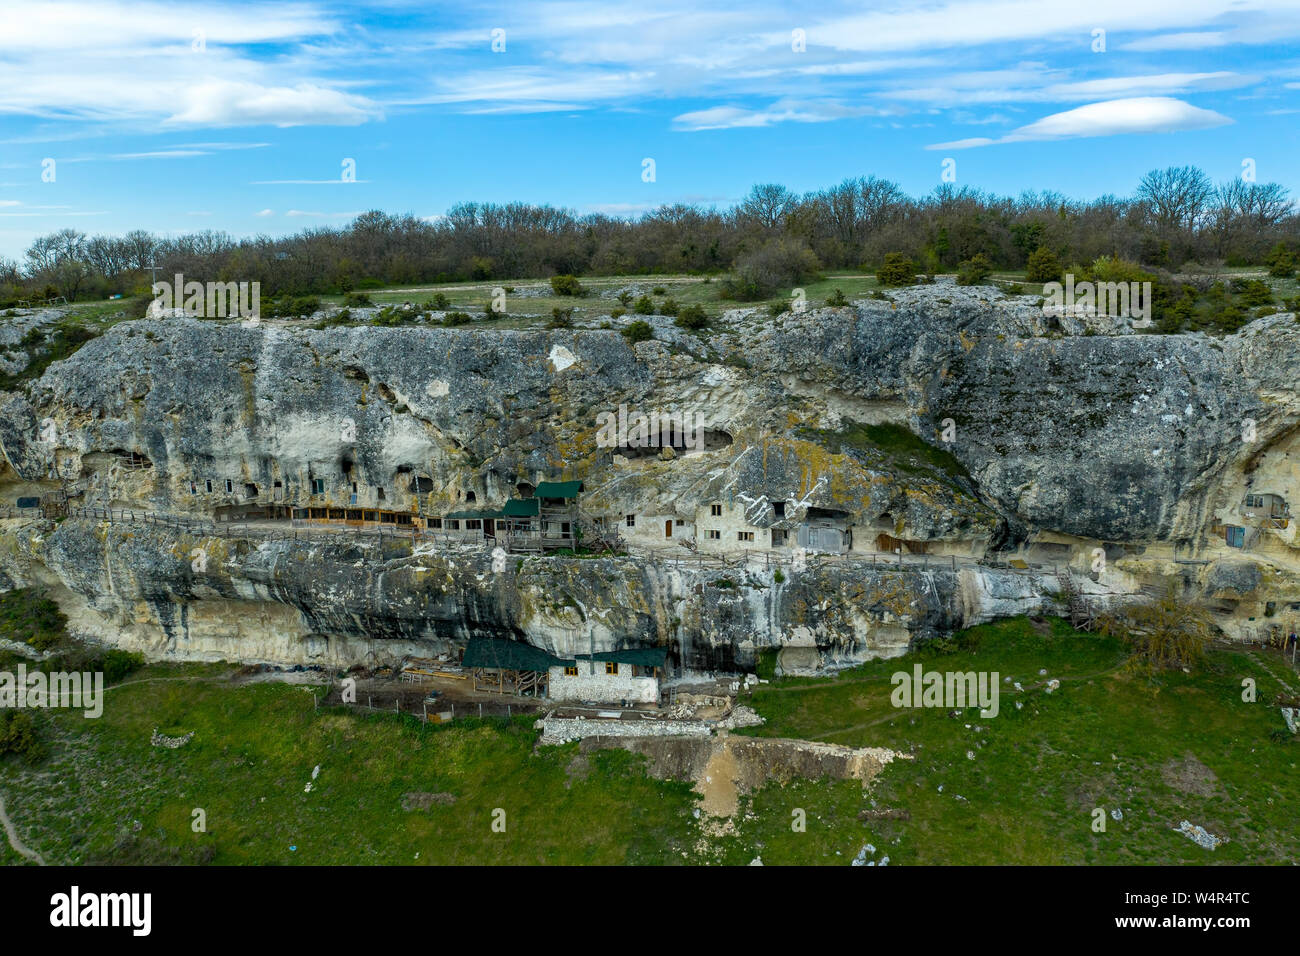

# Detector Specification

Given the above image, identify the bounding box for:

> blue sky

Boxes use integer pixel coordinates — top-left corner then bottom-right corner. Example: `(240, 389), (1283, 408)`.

(0, 0), (1298, 259)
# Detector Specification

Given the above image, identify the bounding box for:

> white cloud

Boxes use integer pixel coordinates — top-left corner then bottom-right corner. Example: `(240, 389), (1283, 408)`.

(0, 2), (379, 129)
(926, 96), (1232, 149)
(1121, 31), (1228, 51)
(255, 209), (275, 217)
(164, 81), (380, 127)
(674, 99), (889, 131)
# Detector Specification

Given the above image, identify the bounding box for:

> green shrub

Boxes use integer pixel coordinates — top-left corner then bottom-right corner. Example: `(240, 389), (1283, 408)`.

(1231, 278), (1273, 307)
(1266, 242), (1296, 278)
(617, 291), (633, 306)
(265, 295), (321, 318)
(0, 588), (66, 651)
(550, 275), (585, 297)
(610, 307), (627, 319)
(442, 311), (472, 326)
(100, 649), (145, 684)
(633, 295), (655, 315)
(659, 297), (679, 316)
(651, 286), (667, 296)
(674, 304), (708, 329)
(876, 252), (917, 287)
(1025, 246), (1063, 283)
(956, 253), (993, 286)
(0, 711), (45, 764)
(825, 288), (848, 307)
(548, 307), (574, 329)
(342, 292), (372, 307)
(374, 306), (418, 329)
(622, 320), (653, 343)
(721, 238), (821, 300)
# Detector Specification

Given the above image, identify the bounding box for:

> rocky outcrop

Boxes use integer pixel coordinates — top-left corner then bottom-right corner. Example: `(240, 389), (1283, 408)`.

(2, 282), (1298, 666)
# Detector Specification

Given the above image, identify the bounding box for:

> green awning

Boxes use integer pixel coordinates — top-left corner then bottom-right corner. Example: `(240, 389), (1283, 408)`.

(502, 498), (540, 517)
(462, 637), (573, 672)
(444, 509), (504, 520)
(535, 480), (584, 499)
(575, 646), (668, 668)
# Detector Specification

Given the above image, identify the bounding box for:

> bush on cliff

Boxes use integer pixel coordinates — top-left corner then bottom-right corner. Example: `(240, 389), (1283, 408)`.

(876, 253), (917, 287)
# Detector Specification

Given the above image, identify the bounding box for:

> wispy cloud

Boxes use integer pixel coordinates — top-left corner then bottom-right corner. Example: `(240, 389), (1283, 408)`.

(674, 99), (892, 131)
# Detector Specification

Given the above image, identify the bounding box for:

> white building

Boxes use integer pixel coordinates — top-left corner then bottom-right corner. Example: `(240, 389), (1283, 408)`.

(546, 648), (667, 705)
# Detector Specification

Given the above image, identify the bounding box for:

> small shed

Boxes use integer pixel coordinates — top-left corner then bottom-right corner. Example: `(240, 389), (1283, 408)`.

(461, 637), (572, 697)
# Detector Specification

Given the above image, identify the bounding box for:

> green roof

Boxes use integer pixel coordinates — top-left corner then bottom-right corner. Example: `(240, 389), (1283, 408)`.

(576, 646), (668, 668)
(502, 498), (540, 517)
(444, 508), (503, 520)
(535, 480), (584, 499)
(462, 637), (573, 672)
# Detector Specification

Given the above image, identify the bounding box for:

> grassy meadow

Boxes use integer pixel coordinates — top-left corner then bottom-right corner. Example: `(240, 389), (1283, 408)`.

(0, 602), (1295, 865)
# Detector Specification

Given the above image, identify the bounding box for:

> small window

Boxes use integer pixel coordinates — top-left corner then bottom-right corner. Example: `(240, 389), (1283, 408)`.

(707, 529), (721, 540)
(377, 487), (385, 501)
(738, 531), (754, 542)
(773, 502), (786, 517)
(710, 504), (722, 516)
(205, 479), (213, 494)
(224, 479), (234, 494)
(465, 490), (476, 503)
(311, 478), (325, 495)
(189, 481), (197, 495)
(626, 514), (635, 527)
(447, 520), (460, 530)
(564, 665), (578, 677)
(352, 482), (358, 494)
(605, 662), (619, 675)
(466, 519), (481, 530)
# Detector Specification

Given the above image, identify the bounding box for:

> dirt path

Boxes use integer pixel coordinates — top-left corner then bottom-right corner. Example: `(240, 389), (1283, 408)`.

(0, 796), (45, 865)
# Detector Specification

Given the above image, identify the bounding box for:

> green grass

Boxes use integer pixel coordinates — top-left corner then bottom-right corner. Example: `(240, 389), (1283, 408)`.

(0, 670), (697, 864)
(798, 419), (971, 486)
(302, 272), (886, 330)
(721, 616), (1300, 864)
(0, 614), (1294, 865)
(0, 589), (65, 651)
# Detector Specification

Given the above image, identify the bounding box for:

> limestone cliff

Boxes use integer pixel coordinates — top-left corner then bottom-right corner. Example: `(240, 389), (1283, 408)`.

(2, 282), (1298, 669)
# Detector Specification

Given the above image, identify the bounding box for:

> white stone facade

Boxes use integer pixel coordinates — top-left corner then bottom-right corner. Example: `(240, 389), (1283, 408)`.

(546, 662), (659, 704)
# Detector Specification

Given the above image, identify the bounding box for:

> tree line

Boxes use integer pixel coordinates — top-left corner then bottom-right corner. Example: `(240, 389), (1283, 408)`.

(2, 164), (1297, 306)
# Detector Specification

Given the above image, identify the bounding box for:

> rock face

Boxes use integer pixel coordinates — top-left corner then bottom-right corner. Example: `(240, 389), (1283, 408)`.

(2, 282), (1299, 667)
